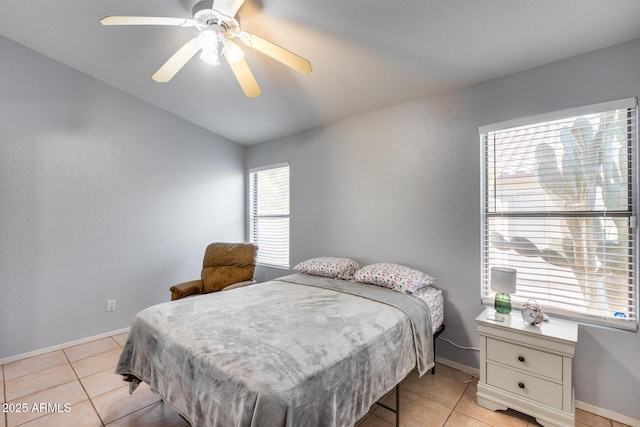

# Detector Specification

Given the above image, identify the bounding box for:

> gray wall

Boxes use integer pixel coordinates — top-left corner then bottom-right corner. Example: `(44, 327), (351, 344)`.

(0, 36), (245, 359)
(247, 38), (640, 420)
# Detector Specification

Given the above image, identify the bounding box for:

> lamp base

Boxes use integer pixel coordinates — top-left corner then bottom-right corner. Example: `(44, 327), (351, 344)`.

(494, 293), (512, 314)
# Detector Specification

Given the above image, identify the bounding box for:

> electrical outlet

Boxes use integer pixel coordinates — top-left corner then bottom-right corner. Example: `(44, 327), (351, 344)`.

(107, 299), (116, 312)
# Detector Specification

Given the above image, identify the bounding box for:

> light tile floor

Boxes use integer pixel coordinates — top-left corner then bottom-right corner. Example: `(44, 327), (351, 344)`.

(0, 333), (628, 427)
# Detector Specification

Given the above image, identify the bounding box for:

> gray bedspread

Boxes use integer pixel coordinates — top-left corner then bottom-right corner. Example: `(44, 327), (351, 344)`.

(115, 273), (434, 426)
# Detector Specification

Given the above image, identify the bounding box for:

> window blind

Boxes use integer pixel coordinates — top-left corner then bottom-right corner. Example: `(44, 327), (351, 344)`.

(249, 164), (290, 268)
(480, 98), (638, 330)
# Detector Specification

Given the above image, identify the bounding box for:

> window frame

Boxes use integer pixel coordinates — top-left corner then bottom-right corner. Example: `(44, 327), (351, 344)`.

(480, 98), (638, 330)
(248, 163), (290, 269)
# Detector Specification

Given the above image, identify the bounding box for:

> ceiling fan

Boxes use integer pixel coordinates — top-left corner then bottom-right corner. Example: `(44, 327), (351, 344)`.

(99, 0), (312, 97)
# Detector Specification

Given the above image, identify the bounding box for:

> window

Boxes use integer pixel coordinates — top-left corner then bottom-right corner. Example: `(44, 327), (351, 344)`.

(480, 98), (638, 330)
(249, 164), (290, 269)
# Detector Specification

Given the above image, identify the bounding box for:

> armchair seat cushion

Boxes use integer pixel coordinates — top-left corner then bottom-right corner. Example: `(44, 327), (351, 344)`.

(222, 280), (256, 291)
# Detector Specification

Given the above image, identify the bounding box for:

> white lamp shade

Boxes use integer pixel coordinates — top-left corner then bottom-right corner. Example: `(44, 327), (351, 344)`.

(491, 267), (517, 294)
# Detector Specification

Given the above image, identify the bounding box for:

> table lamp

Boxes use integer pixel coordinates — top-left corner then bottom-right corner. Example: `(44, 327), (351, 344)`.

(491, 267), (517, 314)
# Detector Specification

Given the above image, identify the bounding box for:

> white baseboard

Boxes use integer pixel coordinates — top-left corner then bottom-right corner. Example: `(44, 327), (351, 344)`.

(0, 327), (130, 365)
(435, 356), (480, 377)
(575, 401), (640, 427)
(435, 356), (640, 427)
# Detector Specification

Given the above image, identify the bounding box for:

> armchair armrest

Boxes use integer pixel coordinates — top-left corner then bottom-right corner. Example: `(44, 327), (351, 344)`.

(222, 280), (256, 291)
(170, 279), (203, 301)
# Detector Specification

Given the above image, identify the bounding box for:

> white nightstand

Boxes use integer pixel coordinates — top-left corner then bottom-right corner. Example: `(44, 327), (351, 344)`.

(476, 307), (578, 427)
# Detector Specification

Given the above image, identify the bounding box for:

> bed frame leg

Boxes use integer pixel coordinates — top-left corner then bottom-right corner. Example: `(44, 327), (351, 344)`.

(395, 383), (400, 427)
(432, 324), (446, 375)
(374, 325), (446, 425)
(374, 384), (400, 426)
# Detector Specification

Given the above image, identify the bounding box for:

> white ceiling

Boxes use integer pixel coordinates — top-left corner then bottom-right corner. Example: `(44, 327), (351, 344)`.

(2, 0), (640, 145)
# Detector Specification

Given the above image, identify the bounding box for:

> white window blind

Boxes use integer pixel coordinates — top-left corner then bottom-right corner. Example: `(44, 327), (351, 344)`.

(249, 164), (290, 268)
(481, 98), (638, 330)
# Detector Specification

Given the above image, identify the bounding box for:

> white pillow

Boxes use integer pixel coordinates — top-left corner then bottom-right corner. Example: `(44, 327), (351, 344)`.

(293, 257), (361, 280)
(353, 262), (435, 294)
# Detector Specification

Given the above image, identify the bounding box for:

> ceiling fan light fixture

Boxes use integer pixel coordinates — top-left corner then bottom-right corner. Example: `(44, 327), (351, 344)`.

(224, 40), (245, 64)
(198, 29), (221, 65)
(200, 49), (219, 65)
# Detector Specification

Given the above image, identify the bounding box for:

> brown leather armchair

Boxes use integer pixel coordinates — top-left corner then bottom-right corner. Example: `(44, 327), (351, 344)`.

(170, 242), (258, 301)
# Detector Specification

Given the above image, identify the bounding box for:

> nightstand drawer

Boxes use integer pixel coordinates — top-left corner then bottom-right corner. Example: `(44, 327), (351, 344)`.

(487, 337), (562, 381)
(487, 363), (563, 409)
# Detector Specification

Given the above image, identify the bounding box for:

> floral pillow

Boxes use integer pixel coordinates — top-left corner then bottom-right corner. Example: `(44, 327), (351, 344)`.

(293, 257), (361, 280)
(353, 262), (435, 294)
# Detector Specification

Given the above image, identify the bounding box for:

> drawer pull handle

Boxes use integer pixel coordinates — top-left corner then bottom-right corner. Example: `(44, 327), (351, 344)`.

(518, 382), (525, 389)
(518, 356), (525, 362)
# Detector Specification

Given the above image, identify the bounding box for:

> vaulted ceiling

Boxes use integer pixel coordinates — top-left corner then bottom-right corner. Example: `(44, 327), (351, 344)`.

(2, 0), (640, 144)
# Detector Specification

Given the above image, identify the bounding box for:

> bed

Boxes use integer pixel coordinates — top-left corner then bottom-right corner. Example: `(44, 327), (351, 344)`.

(116, 272), (444, 426)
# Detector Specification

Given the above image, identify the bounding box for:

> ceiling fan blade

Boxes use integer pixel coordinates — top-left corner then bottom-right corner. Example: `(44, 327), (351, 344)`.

(210, 0), (246, 18)
(240, 33), (311, 75)
(225, 0), (246, 17)
(152, 38), (201, 83)
(226, 57), (262, 97)
(99, 16), (195, 27)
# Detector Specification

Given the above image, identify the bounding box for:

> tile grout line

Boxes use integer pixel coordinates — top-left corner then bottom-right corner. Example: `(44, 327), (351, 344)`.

(94, 335), (159, 427)
(62, 345), (106, 427)
(3, 351), (68, 384)
(376, 368), (471, 426)
(440, 381), (470, 427)
(104, 400), (164, 426)
(8, 341), (121, 427)
(6, 380), (80, 426)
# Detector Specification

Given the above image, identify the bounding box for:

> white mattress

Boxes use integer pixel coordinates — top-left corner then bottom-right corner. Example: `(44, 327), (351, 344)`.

(412, 286), (444, 332)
